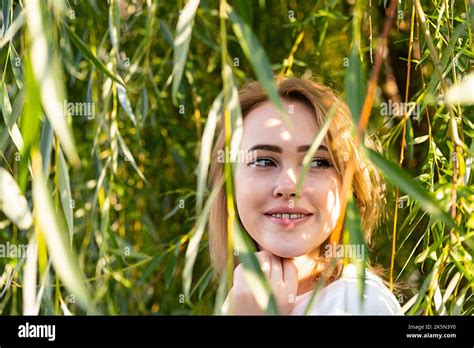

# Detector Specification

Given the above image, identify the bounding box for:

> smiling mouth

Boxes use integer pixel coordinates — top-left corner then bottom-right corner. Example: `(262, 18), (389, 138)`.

(263, 212), (313, 227)
(266, 213), (308, 219)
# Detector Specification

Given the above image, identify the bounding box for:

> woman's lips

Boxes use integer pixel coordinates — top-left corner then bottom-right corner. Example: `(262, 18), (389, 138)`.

(264, 213), (313, 228)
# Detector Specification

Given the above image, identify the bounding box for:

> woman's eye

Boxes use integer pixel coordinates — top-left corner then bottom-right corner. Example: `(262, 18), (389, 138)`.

(248, 158), (276, 167)
(311, 158), (331, 169)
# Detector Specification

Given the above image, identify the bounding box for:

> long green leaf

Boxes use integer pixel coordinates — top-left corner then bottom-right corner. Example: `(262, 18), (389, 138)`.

(183, 177), (223, 299)
(0, 167), (33, 230)
(0, 81), (24, 152)
(22, 236), (37, 314)
(234, 0), (253, 25)
(296, 105), (336, 195)
(2, 0), (11, 34)
(232, 221), (279, 314)
(116, 83), (138, 127)
(9, 43), (23, 89)
(422, 22), (467, 111)
(58, 147), (74, 245)
(344, 46), (365, 125)
(0, 9), (25, 49)
(172, 0), (200, 104)
(39, 118), (53, 175)
(345, 196), (366, 308)
(25, 0), (80, 166)
(116, 130), (147, 182)
(367, 149), (457, 230)
(108, 0), (120, 55)
(164, 240), (181, 289)
(196, 92), (222, 214)
(227, 5), (289, 125)
(63, 24), (125, 86)
(31, 150), (93, 312)
(225, 65), (244, 170)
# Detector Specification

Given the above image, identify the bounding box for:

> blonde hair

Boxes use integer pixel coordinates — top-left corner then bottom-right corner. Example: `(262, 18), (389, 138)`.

(208, 77), (386, 284)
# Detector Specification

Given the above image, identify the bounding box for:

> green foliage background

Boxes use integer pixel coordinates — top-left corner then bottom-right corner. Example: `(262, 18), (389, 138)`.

(0, 0), (473, 315)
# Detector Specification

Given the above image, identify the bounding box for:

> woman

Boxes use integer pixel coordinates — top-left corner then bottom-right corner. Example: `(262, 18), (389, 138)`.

(208, 77), (402, 315)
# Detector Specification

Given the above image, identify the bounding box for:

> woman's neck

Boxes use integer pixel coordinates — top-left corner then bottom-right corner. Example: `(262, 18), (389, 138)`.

(257, 245), (320, 296)
(291, 253), (319, 296)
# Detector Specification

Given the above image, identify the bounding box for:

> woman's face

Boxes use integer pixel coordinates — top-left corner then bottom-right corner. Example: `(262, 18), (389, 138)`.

(235, 99), (343, 258)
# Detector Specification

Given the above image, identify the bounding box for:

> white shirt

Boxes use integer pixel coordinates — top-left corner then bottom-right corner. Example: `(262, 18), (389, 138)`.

(291, 263), (403, 315)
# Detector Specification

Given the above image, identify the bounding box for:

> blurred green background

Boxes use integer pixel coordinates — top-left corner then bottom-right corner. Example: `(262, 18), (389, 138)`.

(0, 0), (473, 315)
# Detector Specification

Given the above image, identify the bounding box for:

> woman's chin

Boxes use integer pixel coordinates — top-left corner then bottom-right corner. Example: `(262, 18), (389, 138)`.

(262, 244), (309, 258)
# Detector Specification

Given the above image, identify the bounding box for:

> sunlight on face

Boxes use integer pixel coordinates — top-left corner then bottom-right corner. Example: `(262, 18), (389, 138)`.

(235, 99), (343, 258)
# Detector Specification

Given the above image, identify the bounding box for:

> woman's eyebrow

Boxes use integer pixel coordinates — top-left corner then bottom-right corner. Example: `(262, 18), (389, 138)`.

(247, 144), (329, 153)
(247, 144), (282, 153)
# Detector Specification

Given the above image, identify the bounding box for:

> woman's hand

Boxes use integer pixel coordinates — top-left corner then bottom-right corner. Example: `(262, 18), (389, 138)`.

(225, 250), (298, 315)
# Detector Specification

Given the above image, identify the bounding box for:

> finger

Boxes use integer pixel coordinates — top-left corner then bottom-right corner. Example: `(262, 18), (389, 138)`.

(282, 258), (299, 292)
(255, 251), (272, 279)
(233, 263), (247, 288)
(270, 254), (283, 286)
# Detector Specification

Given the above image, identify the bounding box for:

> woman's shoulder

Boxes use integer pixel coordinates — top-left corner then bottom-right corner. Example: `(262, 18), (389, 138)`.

(292, 263), (403, 315)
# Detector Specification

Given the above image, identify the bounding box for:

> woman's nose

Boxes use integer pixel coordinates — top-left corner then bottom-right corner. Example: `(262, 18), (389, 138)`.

(272, 168), (299, 199)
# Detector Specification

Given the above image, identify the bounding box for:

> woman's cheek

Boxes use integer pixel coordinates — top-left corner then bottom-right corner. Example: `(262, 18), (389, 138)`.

(326, 172), (343, 225)
(305, 176), (340, 220)
(235, 173), (261, 220)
